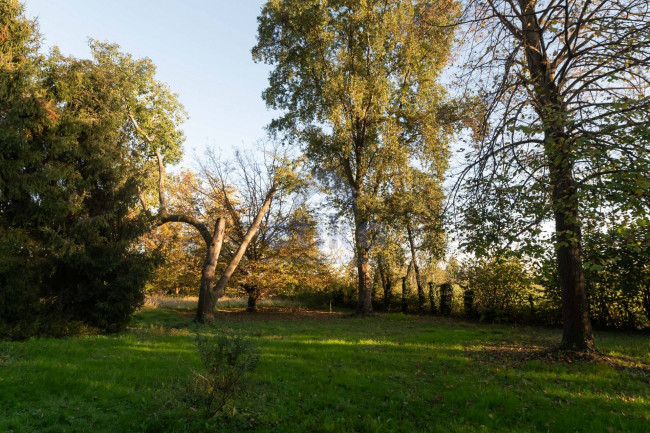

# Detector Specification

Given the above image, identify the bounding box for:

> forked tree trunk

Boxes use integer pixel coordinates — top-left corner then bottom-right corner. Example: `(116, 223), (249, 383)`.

(242, 284), (260, 313)
(212, 182), (278, 300)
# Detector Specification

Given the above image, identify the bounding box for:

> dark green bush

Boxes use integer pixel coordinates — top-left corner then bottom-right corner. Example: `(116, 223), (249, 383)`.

(439, 283), (453, 316)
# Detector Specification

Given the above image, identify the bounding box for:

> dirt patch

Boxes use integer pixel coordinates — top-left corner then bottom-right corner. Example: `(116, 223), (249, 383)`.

(212, 307), (347, 322)
(465, 341), (650, 376)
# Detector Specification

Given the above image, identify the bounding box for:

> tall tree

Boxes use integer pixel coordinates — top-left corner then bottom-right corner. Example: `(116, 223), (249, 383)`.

(455, 0), (650, 350)
(254, 0), (458, 314)
(1, 1), (186, 336)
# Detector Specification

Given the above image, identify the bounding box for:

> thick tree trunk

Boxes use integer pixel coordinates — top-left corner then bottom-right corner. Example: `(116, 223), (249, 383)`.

(212, 182), (278, 300)
(354, 215), (373, 315)
(194, 218), (226, 323)
(242, 284), (259, 313)
(551, 164), (594, 351)
(406, 224), (425, 313)
(546, 129), (594, 351)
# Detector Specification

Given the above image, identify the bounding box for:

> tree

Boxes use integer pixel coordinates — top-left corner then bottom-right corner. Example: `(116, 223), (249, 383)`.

(0, 0), (53, 337)
(198, 148), (307, 312)
(581, 217), (650, 328)
(454, 0), (650, 350)
(254, 0), (458, 314)
(459, 255), (534, 321)
(1, 2), (186, 337)
(387, 165), (446, 312)
(136, 148), (279, 322)
(373, 225), (405, 311)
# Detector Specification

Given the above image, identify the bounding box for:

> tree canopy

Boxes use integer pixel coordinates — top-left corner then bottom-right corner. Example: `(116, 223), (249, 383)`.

(254, 0), (458, 314)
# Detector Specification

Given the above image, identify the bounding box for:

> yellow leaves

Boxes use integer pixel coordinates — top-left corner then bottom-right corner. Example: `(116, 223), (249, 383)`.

(0, 24), (8, 42)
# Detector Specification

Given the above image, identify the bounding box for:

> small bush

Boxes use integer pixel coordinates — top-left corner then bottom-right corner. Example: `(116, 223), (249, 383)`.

(192, 329), (260, 416)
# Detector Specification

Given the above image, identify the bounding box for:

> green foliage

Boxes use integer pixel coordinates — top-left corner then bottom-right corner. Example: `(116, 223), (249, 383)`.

(582, 220), (649, 329)
(254, 0), (458, 310)
(0, 3), (185, 338)
(459, 256), (534, 322)
(193, 328), (260, 416)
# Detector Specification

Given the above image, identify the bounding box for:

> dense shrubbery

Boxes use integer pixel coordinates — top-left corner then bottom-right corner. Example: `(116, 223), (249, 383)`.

(538, 221), (650, 330)
(0, 1), (183, 339)
(459, 256), (535, 322)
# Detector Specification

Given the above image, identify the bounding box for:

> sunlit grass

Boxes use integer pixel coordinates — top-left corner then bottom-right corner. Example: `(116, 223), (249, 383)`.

(1, 300), (648, 432)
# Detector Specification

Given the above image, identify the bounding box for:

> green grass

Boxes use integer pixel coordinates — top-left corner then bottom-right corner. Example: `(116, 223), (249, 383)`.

(1, 301), (648, 432)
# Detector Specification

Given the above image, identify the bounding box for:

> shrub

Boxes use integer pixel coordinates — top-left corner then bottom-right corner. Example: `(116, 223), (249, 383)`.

(460, 256), (534, 322)
(439, 283), (453, 316)
(192, 329), (260, 416)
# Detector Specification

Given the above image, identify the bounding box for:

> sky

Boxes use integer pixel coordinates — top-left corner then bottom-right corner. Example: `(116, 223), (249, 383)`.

(23, 0), (277, 167)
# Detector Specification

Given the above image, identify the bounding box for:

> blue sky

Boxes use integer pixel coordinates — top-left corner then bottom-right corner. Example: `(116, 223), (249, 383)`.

(23, 0), (277, 166)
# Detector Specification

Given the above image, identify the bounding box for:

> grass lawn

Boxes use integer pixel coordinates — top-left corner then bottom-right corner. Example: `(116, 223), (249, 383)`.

(1, 298), (648, 432)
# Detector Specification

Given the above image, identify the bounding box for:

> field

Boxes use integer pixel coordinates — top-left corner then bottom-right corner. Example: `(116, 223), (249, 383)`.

(1, 298), (648, 432)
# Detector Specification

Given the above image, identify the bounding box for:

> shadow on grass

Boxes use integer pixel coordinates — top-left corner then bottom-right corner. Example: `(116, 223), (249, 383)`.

(4, 306), (647, 432)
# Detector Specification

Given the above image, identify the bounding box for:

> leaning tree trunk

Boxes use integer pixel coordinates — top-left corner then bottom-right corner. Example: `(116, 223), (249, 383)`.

(212, 181), (278, 301)
(195, 218), (226, 322)
(406, 223), (425, 313)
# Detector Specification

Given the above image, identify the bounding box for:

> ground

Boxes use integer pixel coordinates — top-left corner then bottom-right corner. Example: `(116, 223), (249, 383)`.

(1, 297), (648, 432)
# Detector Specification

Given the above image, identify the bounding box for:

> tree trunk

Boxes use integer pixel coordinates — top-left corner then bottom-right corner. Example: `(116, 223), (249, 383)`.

(194, 218), (226, 323)
(247, 292), (258, 313)
(428, 282), (437, 314)
(406, 224), (425, 313)
(384, 278), (392, 312)
(212, 182), (278, 300)
(354, 215), (373, 315)
(518, 0), (594, 351)
(401, 277), (408, 313)
(378, 259), (392, 311)
(547, 129), (594, 351)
